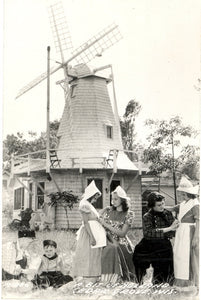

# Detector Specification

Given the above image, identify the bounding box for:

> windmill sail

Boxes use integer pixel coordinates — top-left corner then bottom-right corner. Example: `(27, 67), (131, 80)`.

(48, 1), (74, 138)
(72, 23), (122, 65)
(48, 1), (74, 61)
(15, 65), (60, 99)
(16, 23), (122, 99)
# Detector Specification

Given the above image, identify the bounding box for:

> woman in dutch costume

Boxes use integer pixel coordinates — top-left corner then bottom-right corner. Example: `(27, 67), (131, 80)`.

(98, 186), (135, 283)
(172, 177), (199, 291)
(72, 180), (106, 285)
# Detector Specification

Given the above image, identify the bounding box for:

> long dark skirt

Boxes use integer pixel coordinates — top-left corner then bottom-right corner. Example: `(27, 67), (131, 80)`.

(101, 240), (135, 281)
(133, 238), (174, 285)
(32, 271), (73, 289)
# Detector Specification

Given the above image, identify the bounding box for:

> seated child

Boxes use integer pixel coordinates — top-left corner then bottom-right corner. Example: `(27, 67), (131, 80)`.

(2, 229), (37, 281)
(32, 240), (73, 289)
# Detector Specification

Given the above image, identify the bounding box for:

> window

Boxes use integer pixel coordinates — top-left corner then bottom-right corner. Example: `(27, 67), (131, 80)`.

(29, 182), (33, 209)
(106, 125), (113, 139)
(70, 84), (77, 97)
(14, 187), (24, 210)
(36, 182), (45, 209)
(87, 178), (103, 209)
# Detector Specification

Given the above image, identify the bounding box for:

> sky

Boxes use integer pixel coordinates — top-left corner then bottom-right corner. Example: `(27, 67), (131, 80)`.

(2, 0), (201, 146)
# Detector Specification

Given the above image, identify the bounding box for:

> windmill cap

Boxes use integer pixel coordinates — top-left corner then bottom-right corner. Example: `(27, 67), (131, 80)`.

(177, 176), (199, 195)
(81, 180), (101, 201)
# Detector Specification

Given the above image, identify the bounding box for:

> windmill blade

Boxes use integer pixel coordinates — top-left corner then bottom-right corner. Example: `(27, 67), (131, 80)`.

(71, 23), (122, 65)
(15, 65), (61, 99)
(47, 1), (73, 63)
(16, 23), (122, 99)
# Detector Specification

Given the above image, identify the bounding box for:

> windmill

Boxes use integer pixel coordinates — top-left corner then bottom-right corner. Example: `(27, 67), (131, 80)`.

(16, 1), (122, 162)
(11, 2), (142, 229)
(16, 1), (124, 172)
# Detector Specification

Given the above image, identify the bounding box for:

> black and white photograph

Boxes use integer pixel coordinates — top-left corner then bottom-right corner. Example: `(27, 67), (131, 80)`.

(1, 0), (200, 299)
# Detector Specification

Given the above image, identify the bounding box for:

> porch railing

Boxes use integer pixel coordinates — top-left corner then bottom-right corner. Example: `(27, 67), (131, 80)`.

(11, 149), (109, 175)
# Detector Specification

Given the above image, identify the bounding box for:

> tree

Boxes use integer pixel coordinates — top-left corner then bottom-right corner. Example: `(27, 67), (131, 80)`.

(143, 116), (198, 203)
(3, 120), (60, 170)
(144, 116), (197, 171)
(143, 147), (175, 174)
(178, 145), (200, 181)
(47, 190), (79, 229)
(120, 99), (141, 160)
(3, 132), (28, 161)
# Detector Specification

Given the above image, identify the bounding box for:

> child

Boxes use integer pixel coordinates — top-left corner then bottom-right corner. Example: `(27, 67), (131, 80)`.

(2, 230), (36, 281)
(72, 180), (106, 284)
(32, 240), (73, 289)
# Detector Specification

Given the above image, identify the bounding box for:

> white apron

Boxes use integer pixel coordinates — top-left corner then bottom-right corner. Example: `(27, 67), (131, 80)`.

(173, 199), (198, 280)
(76, 199), (106, 248)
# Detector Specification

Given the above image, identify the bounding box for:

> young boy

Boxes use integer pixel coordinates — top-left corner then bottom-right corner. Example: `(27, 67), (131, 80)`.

(32, 240), (73, 289)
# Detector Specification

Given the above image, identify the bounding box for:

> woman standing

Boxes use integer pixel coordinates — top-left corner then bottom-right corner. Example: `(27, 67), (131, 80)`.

(72, 180), (106, 284)
(98, 186), (135, 283)
(172, 177), (199, 290)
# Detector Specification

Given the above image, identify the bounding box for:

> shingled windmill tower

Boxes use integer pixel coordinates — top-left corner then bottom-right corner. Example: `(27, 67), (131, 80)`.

(57, 63), (123, 167)
(13, 2), (142, 229)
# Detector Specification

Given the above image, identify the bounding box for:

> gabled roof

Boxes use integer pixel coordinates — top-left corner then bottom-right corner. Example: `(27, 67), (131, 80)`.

(2, 170), (10, 177)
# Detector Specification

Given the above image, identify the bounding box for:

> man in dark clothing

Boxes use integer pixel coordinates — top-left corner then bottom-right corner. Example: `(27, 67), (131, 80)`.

(133, 192), (179, 285)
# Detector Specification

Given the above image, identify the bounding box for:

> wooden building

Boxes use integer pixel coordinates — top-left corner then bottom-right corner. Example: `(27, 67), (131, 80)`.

(9, 64), (142, 229)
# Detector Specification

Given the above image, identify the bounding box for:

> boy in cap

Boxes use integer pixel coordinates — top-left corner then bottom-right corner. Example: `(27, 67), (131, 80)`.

(32, 239), (73, 289)
(2, 230), (36, 281)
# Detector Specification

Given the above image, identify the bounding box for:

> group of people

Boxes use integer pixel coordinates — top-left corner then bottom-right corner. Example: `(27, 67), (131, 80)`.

(73, 176), (199, 292)
(133, 176), (199, 290)
(2, 230), (73, 289)
(2, 176), (199, 293)
(72, 181), (135, 285)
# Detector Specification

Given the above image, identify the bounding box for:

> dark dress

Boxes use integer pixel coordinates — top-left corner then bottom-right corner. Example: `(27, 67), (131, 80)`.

(133, 209), (175, 285)
(101, 207), (135, 281)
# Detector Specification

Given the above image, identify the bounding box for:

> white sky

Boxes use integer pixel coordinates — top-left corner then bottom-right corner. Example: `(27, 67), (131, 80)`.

(2, 0), (201, 145)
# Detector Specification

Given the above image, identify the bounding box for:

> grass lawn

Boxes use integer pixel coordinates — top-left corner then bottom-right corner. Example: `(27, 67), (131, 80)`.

(1, 229), (198, 300)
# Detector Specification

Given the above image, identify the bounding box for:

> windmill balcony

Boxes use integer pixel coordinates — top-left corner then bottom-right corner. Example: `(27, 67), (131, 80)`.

(11, 149), (111, 177)
(11, 148), (139, 179)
